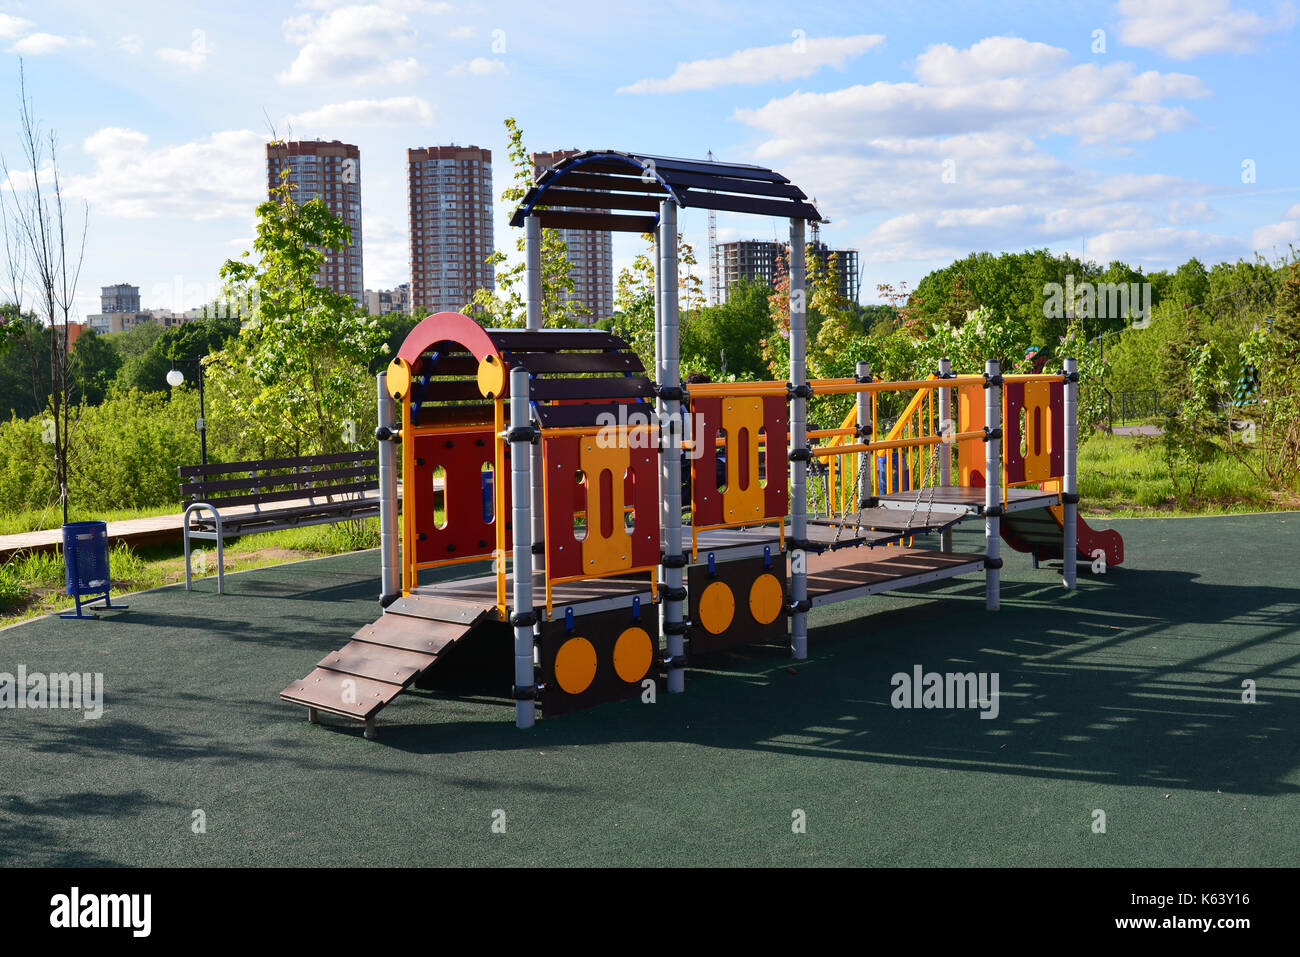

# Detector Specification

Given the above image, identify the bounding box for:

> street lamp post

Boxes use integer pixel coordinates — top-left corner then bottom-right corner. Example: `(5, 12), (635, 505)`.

(167, 360), (208, 467)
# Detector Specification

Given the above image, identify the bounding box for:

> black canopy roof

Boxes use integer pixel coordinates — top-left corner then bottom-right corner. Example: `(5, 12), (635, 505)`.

(509, 150), (822, 233)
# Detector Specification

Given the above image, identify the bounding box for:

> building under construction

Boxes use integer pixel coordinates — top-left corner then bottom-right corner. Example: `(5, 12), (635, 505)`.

(715, 239), (859, 303)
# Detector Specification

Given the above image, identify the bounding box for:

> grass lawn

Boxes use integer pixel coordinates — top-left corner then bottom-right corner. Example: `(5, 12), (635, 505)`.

(1078, 432), (1293, 516)
(0, 513), (1296, 867)
(0, 520), (379, 629)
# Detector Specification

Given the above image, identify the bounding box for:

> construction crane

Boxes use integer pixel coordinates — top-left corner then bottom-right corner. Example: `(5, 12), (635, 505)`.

(707, 150), (720, 305)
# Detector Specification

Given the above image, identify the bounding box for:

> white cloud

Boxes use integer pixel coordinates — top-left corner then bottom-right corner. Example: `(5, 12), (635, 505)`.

(287, 95), (434, 128)
(157, 30), (211, 70)
(67, 127), (266, 221)
(446, 25), (474, 39)
(618, 34), (884, 94)
(1085, 226), (1245, 264)
(913, 36), (1070, 85)
(278, 4), (423, 85)
(448, 56), (506, 76)
(116, 35), (143, 55)
(1117, 0), (1297, 59)
(1251, 204), (1300, 252)
(732, 37), (1238, 270)
(0, 13), (35, 38)
(10, 32), (92, 55)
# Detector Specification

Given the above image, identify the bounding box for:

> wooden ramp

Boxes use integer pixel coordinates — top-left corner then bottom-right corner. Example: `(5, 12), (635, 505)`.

(279, 594), (495, 736)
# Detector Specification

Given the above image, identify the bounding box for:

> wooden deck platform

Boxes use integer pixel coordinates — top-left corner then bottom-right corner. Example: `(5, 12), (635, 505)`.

(874, 486), (1059, 515)
(805, 547), (986, 607)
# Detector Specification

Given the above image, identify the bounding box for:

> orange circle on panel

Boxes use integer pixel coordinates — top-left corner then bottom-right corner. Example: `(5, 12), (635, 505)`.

(613, 626), (654, 683)
(477, 354), (506, 398)
(554, 637), (597, 695)
(698, 581), (736, 635)
(748, 573), (784, 625)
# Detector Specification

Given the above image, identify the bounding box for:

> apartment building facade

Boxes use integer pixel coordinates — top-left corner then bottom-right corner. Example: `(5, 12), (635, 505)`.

(407, 146), (495, 315)
(717, 239), (860, 303)
(266, 140), (364, 303)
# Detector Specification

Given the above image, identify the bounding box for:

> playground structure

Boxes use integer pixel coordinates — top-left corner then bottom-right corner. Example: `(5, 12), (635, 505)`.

(280, 151), (1124, 737)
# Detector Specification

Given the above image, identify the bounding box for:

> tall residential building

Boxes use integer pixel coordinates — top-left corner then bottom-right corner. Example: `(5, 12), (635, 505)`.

(532, 149), (614, 323)
(407, 146), (495, 315)
(717, 240), (860, 303)
(266, 140), (364, 303)
(101, 283), (141, 313)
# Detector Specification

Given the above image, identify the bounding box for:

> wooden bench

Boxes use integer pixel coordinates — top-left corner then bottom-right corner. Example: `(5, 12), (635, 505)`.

(179, 451), (380, 594)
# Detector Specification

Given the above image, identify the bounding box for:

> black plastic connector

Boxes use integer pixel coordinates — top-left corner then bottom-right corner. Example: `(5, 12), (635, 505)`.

(1060, 492), (1080, 505)
(935, 368), (957, 380)
(785, 538), (813, 553)
(788, 599), (812, 614)
(982, 427), (1003, 442)
(855, 372), (876, 384)
(374, 425), (400, 442)
(787, 383), (814, 399)
(859, 496), (879, 510)
(509, 610), (538, 628)
(530, 541), (545, 555)
(982, 372), (1004, 388)
(984, 556), (1004, 570)
(656, 384), (686, 402)
(984, 504), (1005, 518)
(511, 684), (537, 700)
(660, 553), (688, 569)
(1061, 370), (1079, 383)
(506, 425), (539, 444)
(659, 585), (688, 602)
(662, 652), (688, 669)
(663, 621), (689, 636)
(789, 447), (812, 463)
(378, 592), (400, 608)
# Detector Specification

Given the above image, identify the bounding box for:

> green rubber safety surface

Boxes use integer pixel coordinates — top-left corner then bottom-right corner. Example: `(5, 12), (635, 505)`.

(1, 513), (1297, 867)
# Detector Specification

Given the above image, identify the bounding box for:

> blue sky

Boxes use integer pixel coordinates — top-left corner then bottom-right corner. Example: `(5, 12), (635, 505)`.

(1, 0), (1297, 318)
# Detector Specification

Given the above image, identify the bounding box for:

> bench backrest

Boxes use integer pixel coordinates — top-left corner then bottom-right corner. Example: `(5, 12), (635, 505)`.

(178, 451), (379, 510)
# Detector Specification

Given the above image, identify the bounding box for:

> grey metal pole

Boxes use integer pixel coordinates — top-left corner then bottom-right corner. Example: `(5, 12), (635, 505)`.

(654, 210), (667, 549)
(937, 357), (953, 553)
(658, 200), (686, 694)
(376, 373), (400, 606)
(525, 216), (545, 580)
(508, 365), (536, 728)
(789, 219), (809, 659)
(525, 217), (542, 331)
(983, 359), (1002, 611)
(1063, 356), (1079, 589)
(855, 361), (871, 513)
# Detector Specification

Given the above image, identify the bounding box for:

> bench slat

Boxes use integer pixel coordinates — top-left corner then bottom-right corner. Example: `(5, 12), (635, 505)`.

(180, 464), (377, 497)
(179, 450), (375, 478)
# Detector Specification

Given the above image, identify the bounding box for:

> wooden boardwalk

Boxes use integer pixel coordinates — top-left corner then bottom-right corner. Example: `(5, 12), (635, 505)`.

(0, 486), (406, 563)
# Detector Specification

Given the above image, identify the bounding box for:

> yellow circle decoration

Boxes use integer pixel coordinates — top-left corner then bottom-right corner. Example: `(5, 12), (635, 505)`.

(387, 358), (412, 400)
(698, 581), (736, 635)
(477, 354), (506, 398)
(613, 627), (654, 683)
(749, 573), (784, 625)
(554, 637), (598, 695)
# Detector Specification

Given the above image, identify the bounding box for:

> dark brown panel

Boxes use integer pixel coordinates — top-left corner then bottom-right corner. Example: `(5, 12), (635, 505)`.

(279, 668), (404, 721)
(180, 450), (375, 478)
(351, 614), (471, 654)
(505, 351), (644, 374)
(534, 210), (659, 233)
(655, 169), (806, 199)
(678, 188), (820, 220)
(181, 464), (376, 497)
(318, 640), (437, 686)
(539, 189), (663, 212)
(534, 402), (642, 429)
(418, 379), (486, 402)
(488, 330), (629, 351)
(544, 171), (668, 194)
(529, 376), (655, 401)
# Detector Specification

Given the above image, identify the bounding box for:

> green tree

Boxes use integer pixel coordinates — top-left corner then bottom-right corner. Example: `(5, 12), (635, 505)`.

(214, 145), (386, 455)
(468, 118), (585, 327)
(68, 329), (121, 405)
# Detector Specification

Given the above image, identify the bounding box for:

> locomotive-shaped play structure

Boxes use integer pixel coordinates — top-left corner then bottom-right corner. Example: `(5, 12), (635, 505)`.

(280, 150), (1124, 737)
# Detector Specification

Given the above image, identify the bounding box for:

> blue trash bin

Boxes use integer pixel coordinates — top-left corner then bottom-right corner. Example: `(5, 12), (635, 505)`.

(60, 521), (127, 619)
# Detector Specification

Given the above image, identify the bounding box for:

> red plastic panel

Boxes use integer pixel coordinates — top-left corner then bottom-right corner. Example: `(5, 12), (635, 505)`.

(411, 429), (509, 564)
(761, 395), (789, 519)
(691, 397), (724, 526)
(1003, 382), (1027, 486)
(544, 435), (585, 579)
(1049, 380), (1065, 477)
